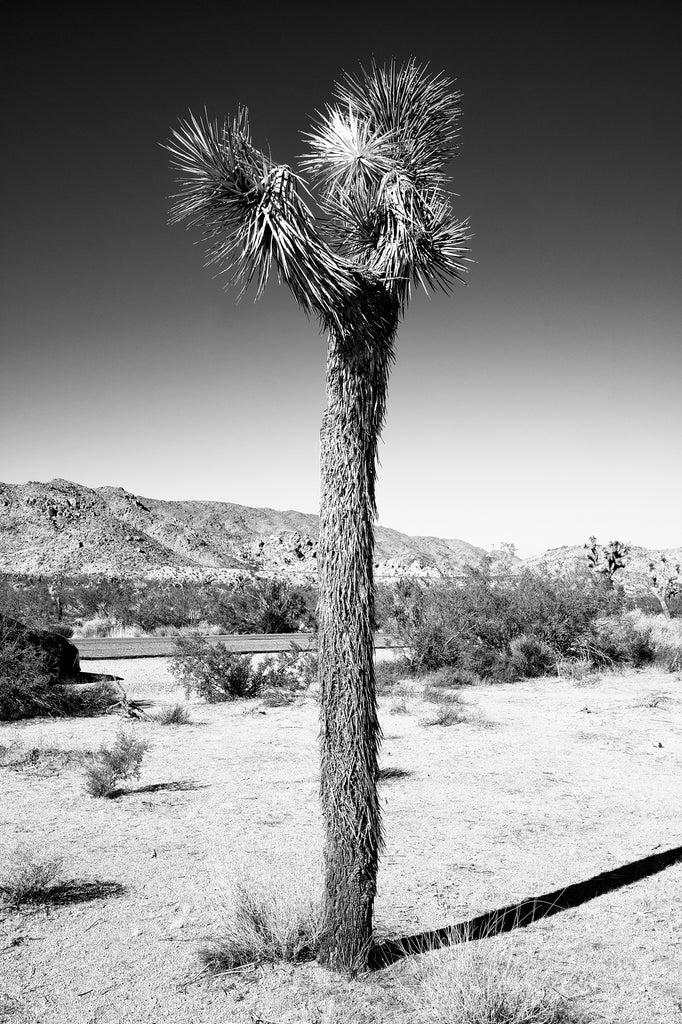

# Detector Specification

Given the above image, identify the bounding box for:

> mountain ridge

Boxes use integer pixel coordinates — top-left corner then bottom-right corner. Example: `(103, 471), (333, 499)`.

(1, 480), (679, 597)
(0, 479), (487, 580)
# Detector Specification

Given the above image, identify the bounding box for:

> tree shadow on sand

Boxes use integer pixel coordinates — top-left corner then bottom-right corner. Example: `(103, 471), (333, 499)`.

(370, 843), (682, 968)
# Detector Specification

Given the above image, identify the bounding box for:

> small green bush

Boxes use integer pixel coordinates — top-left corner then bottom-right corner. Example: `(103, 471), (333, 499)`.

(171, 636), (261, 701)
(84, 729), (150, 798)
(388, 564), (637, 681)
(171, 636), (316, 703)
(577, 616), (656, 668)
(505, 634), (558, 680)
(253, 646), (316, 692)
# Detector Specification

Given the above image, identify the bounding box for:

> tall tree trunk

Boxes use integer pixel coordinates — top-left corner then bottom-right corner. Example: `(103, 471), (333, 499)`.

(317, 288), (398, 973)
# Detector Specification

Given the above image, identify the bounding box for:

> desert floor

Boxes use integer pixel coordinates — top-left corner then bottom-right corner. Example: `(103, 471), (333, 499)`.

(1, 660), (681, 1024)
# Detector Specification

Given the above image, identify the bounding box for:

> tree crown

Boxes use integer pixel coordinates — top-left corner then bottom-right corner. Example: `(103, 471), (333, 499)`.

(166, 60), (469, 326)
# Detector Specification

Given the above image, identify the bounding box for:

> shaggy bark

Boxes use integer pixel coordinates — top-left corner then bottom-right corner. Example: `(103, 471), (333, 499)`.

(317, 287), (398, 972)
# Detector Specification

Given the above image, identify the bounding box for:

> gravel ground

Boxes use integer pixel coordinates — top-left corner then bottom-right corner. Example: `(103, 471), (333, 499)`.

(1, 660), (681, 1023)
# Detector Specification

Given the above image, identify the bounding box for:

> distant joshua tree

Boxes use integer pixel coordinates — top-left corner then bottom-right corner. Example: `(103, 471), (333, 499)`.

(584, 536), (629, 583)
(165, 59), (469, 973)
(647, 555), (681, 618)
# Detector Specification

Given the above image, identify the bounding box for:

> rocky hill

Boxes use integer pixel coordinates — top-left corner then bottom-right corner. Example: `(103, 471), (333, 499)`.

(1, 481), (679, 602)
(0, 479), (488, 581)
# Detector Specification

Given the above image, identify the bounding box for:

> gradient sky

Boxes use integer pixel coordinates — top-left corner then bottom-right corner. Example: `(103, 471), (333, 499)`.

(2, 5), (680, 557)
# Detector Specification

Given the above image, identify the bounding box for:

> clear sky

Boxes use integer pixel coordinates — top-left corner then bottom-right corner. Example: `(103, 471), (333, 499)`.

(2, 5), (680, 558)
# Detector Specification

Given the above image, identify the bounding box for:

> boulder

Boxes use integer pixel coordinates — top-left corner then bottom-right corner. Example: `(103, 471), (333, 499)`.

(0, 615), (81, 681)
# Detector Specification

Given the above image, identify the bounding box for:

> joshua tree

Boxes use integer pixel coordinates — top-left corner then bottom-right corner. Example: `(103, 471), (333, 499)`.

(165, 59), (469, 972)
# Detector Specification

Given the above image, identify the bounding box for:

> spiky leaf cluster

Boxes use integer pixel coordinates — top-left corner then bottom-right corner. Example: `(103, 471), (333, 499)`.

(166, 109), (358, 327)
(166, 60), (469, 324)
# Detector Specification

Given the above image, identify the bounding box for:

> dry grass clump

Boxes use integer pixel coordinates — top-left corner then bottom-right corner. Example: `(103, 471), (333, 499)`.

(401, 940), (589, 1024)
(420, 686), (469, 727)
(83, 728), (150, 798)
(422, 704), (469, 728)
(199, 864), (322, 972)
(555, 656), (594, 683)
(150, 703), (192, 725)
(0, 845), (64, 907)
(422, 684), (465, 705)
(422, 665), (481, 688)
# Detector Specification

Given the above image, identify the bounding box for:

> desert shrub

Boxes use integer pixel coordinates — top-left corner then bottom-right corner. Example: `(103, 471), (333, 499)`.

(656, 644), (682, 673)
(226, 577), (317, 634)
(388, 699), (409, 715)
(629, 612), (682, 672)
(171, 636), (261, 701)
(172, 636), (317, 703)
(1, 573), (320, 637)
(375, 658), (409, 693)
(578, 616), (656, 668)
(151, 703), (192, 725)
(260, 689), (297, 707)
(388, 564), (631, 680)
(253, 644), (317, 692)
(0, 616), (116, 721)
(0, 620), (54, 720)
(505, 634), (558, 680)
(84, 729), (150, 798)
(422, 703), (468, 727)
(0, 845), (64, 907)
(199, 873), (322, 971)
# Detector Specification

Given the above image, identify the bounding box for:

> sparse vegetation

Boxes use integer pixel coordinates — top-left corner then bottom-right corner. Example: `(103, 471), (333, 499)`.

(0, 739), (89, 772)
(199, 871), (322, 971)
(388, 698), (409, 715)
(0, 615), (117, 721)
(84, 728), (150, 798)
(0, 845), (64, 907)
(171, 635), (316, 703)
(403, 941), (589, 1024)
(0, 573), (317, 637)
(422, 703), (469, 727)
(387, 563), (679, 683)
(422, 683), (465, 705)
(150, 703), (192, 726)
(171, 637), (262, 702)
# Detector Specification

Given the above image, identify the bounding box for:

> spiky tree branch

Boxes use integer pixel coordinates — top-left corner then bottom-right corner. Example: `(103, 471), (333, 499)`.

(166, 109), (360, 328)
